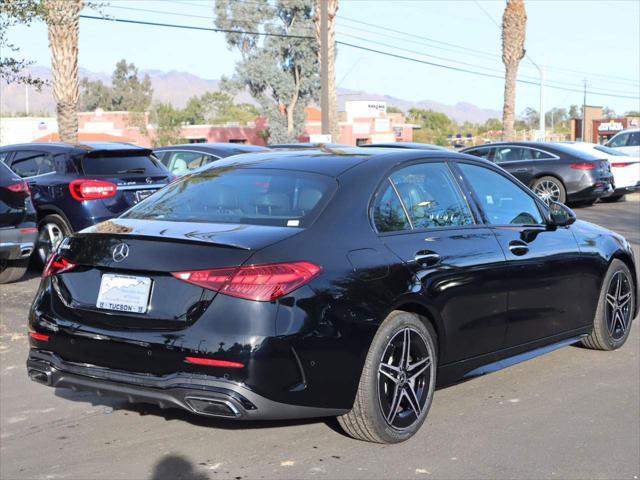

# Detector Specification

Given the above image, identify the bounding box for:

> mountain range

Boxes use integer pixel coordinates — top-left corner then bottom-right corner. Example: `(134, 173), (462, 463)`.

(0, 66), (501, 124)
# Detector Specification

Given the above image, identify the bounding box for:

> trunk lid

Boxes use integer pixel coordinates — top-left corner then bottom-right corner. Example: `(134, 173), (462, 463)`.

(51, 219), (302, 329)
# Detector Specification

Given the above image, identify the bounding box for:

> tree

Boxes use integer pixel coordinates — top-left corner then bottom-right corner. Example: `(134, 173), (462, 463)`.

(387, 105), (403, 114)
(568, 104), (582, 119)
(45, 0), (83, 143)
(151, 103), (185, 147)
(0, 0), (47, 88)
(214, 0), (319, 143)
(625, 110), (640, 117)
(183, 91), (259, 125)
(522, 107), (539, 129)
(314, 0), (339, 140)
(407, 108), (457, 145)
(483, 118), (503, 131)
(602, 107), (617, 119)
(79, 77), (112, 111)
(501, 0), (527, 141)
(110, 60), (153, 111)
(79, 60), (153, 112)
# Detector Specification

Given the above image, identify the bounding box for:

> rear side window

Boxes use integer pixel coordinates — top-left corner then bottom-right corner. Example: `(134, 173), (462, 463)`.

(81, 153), (168, 176)
(10, 151), (55, 177)
(629, 132), (640, 146)
(123, 168), (335, 227)
(458, 163), (544, 225)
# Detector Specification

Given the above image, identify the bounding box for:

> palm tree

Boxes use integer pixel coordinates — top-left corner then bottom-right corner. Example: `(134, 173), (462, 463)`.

(315, 0), (339, 141)
(44, 0), (83, 144)
(501, 0), (527, 141)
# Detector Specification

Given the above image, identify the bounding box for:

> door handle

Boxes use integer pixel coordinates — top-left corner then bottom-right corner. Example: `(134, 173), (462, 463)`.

(513, 168), (531, 173)
(414, 251), (441, 267)
(508, 241), (529, 256)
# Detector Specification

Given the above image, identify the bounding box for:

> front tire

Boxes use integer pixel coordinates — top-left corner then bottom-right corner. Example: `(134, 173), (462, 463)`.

(582, 259), (635, 351)
(338, 311), (437, 443)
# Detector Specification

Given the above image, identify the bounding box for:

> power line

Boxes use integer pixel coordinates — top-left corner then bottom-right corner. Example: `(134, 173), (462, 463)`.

(104, 0), (640, 85)
(78, 14), (640, 100)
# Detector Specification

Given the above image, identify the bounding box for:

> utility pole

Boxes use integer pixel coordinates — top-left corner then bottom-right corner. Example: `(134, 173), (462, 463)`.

(582, 78), (587, 141)
(25, 84), (29, 116)
(320, 0), (330, 137)
(539, 64), (545, 141)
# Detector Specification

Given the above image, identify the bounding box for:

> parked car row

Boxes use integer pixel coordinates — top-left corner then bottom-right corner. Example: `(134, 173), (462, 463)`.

(24, 145), (637, 444)
(1, 132), (638, 283)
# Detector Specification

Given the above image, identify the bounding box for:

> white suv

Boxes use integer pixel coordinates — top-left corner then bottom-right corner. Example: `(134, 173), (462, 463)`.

(606, 127), (640, 156)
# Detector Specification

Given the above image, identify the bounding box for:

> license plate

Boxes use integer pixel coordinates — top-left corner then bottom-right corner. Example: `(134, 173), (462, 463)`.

(135, 189), (156, 203)
(96, 274), (152, 314)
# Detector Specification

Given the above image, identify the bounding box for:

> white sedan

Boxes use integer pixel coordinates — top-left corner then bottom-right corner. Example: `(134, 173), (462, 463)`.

(606, 128), (640, 157)
(562, 142), (640, 202)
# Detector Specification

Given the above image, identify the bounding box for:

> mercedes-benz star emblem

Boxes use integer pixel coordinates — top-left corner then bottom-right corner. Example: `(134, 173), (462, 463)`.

(145, 177), (153, 184)
(112, 243), (129, 262)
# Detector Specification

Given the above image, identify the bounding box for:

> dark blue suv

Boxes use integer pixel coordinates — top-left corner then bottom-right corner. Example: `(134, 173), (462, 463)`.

(0, 142), (172, 262)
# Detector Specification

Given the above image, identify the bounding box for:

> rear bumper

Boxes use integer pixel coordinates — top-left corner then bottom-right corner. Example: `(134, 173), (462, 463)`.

(27, 349), (347, 421)
(0, 227), (37, 260)
(613, 181), (640, 196)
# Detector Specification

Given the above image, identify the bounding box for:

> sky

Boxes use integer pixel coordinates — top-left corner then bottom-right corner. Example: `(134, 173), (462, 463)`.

(5, 0), (640, 117)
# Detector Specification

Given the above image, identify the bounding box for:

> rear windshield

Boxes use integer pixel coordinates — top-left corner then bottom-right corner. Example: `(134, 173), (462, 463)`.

(81, 153), (168, 176)
(122, 168), (336, 227)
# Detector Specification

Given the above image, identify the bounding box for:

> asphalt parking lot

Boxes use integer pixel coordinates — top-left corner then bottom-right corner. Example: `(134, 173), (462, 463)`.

(1, 196), (639, 480)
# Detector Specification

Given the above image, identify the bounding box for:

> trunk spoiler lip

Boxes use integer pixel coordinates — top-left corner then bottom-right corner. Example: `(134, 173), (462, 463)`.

(74, 219), (305, 251)
(73, 231), (253, 251)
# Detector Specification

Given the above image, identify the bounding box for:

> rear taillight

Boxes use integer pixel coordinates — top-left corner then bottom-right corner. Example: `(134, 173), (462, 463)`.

(29, 332), (49, 342)
(611, 162), (633, 168)
(570, 163), (596, 170)
(43, 254), (76, 278)
(4, 181), (30, 194)
(172, 262), (321, 301)
(69, 179), (117, 201)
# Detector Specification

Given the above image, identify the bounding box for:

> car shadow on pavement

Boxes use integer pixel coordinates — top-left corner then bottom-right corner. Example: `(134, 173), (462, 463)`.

(53, 387), (341, 433)
(150, 454), (209, 480)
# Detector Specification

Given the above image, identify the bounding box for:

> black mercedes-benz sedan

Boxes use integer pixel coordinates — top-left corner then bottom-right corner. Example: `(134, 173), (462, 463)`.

(461, 142), (614, 205)
(27, 148), (637, 443)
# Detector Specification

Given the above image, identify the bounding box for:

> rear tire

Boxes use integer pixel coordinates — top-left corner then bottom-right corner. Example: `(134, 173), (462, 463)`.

(601, 194), (625, 203)
(37, 214), (72, 264)
(0, 259), (29, 284)
(582, 259), (635, 351)
(531, 176), (567, 204)
(338, 311), (437, 443)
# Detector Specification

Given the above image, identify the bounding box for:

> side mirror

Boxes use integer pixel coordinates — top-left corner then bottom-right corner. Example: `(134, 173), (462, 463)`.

(547, 201), (576, 227)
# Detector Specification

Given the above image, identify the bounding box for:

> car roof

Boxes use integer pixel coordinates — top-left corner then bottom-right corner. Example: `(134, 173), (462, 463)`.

(268, 142), (351, 150)
(196, 146), (480, 177)
(153, 143), (269, 153)
(462, 141), (602, 158)
(0, 141), (149, 154)
(360, 142), (448, 151)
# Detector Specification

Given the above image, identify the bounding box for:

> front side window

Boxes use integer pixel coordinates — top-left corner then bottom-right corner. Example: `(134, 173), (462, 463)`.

(10, 151), (55, 177)
(458, 163), (544, 225)
(373, 162), (474, 232)
(608, 133), (629, 148)
(123, 168), (335, 227)
(628, 132), (640, 147)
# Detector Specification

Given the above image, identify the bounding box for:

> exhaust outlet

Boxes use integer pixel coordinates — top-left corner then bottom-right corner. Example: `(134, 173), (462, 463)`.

(185, 397), (241, 418)
(28, 369), (51, 385)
